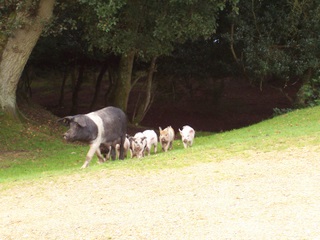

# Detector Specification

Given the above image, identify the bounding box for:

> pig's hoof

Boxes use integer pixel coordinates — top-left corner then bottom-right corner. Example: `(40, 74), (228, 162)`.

(81, 164), (88, 169)
(97, 159), (106, 165)
(98, 158), (105, 164)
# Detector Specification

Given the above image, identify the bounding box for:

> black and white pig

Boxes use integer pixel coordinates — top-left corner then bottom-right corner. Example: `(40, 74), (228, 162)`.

(58, 106), (127, 168)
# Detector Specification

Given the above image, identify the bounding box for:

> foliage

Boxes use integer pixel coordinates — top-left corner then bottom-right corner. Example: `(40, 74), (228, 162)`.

(224, 0), (320, 88)
(1, 105), (319, 184)
(28, 0), (240, 117)
(0, 0), (40, 33)
(0, 0), (49, 55)
(296, 73), (320, 107)
(272, 107), (293, 117)
(158, 36), (234, 80)
(61, 0), (239, 59)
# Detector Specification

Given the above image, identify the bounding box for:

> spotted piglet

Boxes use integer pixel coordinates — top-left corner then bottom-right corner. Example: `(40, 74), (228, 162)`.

(129, 132), (147, 158)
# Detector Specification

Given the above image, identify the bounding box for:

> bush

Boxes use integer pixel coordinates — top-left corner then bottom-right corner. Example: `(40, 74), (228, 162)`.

(298, 76), (320, 107)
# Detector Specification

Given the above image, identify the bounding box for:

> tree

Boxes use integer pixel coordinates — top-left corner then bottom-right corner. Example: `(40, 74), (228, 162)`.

(77, 0), (238, 113)
(225, 0), (320, 106)
(131, 56), (157, 125)
(0, 0), (55, 119)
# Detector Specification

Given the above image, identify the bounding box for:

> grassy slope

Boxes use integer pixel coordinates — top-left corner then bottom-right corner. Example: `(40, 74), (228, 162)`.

(0, 106), (319, 184)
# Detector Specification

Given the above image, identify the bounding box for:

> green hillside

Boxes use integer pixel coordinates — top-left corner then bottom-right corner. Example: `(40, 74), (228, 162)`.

(0, 106), (319, 184)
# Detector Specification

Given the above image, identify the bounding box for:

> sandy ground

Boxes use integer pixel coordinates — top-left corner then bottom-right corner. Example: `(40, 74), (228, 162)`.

(1, 146), (320, 240)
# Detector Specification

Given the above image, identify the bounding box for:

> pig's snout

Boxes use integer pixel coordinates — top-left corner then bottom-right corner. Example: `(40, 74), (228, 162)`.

(63, 132), (69, 140)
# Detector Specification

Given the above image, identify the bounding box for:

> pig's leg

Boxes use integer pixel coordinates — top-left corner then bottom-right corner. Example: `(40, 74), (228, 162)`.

(153, 143), (157, 154)
(118, 136), (125, 160)
(169, 141), (173, 150)
(161, 143), (166, 152)
(183, 142), (187, 149)
(115, 144), (120, 159)
(105, 146), (111, 160)
(164, 143), (168, 152)
(145, 146), (150, 156)
(110, 146), (116, 160)
(123, 144), (128, 158)
(96, 147), (106, 164)
(81, 143), (99, 168)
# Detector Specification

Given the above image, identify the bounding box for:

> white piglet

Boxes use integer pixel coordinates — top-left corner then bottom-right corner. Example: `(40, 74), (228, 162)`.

(179, 125), (195, 148)
(142, 130), (158, 156)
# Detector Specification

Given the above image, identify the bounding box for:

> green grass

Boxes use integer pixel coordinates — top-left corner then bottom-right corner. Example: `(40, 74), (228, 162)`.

(0, 106), (319, 185)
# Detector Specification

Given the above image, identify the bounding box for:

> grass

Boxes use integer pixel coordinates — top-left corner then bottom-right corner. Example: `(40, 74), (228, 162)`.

(0, 106), (319, 185)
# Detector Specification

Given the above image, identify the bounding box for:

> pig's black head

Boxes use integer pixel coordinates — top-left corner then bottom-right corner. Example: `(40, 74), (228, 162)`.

(58, 115), (98, 143)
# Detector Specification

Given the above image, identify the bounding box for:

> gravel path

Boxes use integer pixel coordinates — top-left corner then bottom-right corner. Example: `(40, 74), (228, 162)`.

(1, 147), (320, 240)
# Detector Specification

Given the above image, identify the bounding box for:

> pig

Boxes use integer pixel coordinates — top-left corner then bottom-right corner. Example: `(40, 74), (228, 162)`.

(142, 130), (158, 156)
(159, 126), (175, 152)
(179, 125), (195, 148)
(58, 106), (127, 168)
(128, 132), (147, 158)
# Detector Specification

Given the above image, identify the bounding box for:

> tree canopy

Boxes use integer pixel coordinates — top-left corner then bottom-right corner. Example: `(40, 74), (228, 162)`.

(225, 0), (320, 106)
(1, 0), (319, 122)
(42, 0), (238, 113)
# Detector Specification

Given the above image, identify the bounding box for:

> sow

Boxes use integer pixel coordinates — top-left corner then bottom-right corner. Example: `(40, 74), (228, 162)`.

(59, 106), (127, 168)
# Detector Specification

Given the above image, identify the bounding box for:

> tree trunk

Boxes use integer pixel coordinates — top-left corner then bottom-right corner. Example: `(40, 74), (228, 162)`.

(108, 51), (135, 112)
(230, 23), (249, 82)
(105, 68), (115, 106)
(0, 0), (55, 119)
(132, 56), (157, 125)
(90, 61), (108, 111)
(70, 61), (85, 115)
(58, 65), (69, 107)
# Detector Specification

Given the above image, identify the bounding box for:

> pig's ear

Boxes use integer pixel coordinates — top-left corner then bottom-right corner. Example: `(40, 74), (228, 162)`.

(74, 117), (87, 127)
(127, 135), (133, 143)
(58, 116), (73, 126)
(159, 127), (162, 131)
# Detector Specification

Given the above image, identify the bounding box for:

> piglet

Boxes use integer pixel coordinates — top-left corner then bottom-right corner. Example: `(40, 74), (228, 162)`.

(128, 132), (147, 158)
(179, 125), (195, 148)
(142, 130), (158, 156)
(159, 126), (175, 152)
